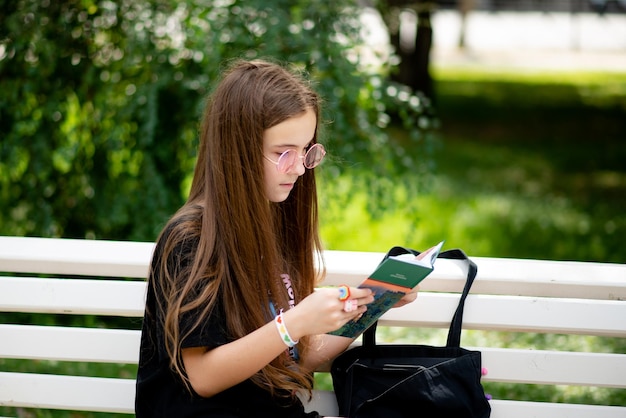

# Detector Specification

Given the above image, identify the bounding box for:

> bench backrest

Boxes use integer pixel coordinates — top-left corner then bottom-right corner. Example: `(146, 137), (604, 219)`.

(1, 236), (625, 417)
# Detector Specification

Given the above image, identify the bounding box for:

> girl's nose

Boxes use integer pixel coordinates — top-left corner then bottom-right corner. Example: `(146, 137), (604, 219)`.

(292, 157), (306, 176)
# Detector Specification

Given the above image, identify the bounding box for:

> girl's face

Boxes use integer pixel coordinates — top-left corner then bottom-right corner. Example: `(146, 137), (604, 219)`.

(262, 109), (317, 203)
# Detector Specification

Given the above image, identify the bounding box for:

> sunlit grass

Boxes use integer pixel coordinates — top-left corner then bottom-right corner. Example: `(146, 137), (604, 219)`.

(319, 173), (613, 262)
(433, 67), (626, 87)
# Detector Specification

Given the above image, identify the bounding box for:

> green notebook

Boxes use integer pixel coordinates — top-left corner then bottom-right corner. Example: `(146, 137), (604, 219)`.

(328, 241), (444, 338)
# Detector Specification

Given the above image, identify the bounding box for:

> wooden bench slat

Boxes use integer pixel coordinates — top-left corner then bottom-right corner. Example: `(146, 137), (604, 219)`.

(3, 276), (625, 337)
(3, 373), (624, 418)
(0, 236), (153, 278)
(305, 390), (626, 418)
(304, 391), (626, 418)
(0, 325), (140, 364)
(488, 399), (626, 418)
(2, 236), (625, 300)
(302, 390), (339, 416)
(320, 343), (626, 388)
(0, 372), (135, 414)
(467, 256), (626, 301)
(3, 324), (624, 389)
(323, 251), (626, 300)
(380, 293), (626, 337)
(0, 276), (146, 317)
(479, 347), (626, 388)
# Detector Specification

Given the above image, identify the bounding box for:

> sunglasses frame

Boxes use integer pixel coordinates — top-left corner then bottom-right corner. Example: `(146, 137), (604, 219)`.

(264, 143), (326, 173)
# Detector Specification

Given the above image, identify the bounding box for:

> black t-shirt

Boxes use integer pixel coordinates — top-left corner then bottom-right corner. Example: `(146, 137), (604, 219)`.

(135, 228), (319, 418)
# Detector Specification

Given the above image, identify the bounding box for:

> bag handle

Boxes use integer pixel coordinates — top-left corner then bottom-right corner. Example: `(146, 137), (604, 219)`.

(363, 247), (478, 348)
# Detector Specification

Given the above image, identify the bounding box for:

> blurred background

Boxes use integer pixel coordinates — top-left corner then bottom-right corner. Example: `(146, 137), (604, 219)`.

(328, 0), (626, 264)
(1, 1), (625, 414)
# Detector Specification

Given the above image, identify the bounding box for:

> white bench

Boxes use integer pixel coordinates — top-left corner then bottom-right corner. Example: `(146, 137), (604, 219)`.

(0, 236), (625, 417)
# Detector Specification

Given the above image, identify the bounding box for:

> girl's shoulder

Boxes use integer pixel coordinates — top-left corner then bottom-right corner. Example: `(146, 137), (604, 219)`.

(162, 204), (203, 239)
(154, 204), (204, 262)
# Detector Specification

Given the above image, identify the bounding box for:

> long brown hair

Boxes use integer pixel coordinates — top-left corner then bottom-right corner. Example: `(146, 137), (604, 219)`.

(151, 59), (324, 398)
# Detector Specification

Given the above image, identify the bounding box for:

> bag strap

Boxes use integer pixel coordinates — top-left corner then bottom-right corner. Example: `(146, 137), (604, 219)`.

(439, 248), (478, 347)
(363, 247), (478, 348)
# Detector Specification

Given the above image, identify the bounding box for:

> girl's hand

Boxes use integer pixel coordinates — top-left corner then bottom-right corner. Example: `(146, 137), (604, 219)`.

(283, 287), (374, 339)
(393, 285), (419, 308)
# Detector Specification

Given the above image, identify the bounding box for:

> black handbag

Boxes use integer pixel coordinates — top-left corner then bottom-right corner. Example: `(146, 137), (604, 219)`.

(330, 247), (491, 418)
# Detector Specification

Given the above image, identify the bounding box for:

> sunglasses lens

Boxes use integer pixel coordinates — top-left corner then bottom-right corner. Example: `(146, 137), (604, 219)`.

(277, 150), (296, 173)
(304, 144), (325, 168)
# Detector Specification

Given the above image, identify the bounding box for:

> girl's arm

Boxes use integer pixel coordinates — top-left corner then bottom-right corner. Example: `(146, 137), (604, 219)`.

(182, 287), (373, 398)
(299, 286), (421, 372)
(182, 320), (297, 397)
(299, 334), (354, 372)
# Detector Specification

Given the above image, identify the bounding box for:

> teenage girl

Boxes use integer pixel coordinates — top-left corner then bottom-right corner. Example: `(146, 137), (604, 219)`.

(135, 59), (417, 417)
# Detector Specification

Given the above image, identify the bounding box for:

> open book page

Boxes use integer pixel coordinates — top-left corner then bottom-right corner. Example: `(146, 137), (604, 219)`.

(328, 241), (444, 338)
(391, 241), (444, 268)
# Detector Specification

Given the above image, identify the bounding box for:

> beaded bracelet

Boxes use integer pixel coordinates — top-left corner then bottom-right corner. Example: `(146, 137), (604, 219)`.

(275, 309), (299, 348)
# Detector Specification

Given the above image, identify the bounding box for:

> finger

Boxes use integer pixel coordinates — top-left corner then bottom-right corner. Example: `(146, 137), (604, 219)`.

(392, 292), (418, 308)
(349, 287), (373, 299)
(395, 291), (418, 306)
(406, 291), (418, 300)
(342, 299), (359, 313)
(343, 305), (367, 322)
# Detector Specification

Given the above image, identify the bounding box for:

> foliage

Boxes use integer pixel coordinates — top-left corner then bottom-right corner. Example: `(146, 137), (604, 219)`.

(0, 0), (435, 241)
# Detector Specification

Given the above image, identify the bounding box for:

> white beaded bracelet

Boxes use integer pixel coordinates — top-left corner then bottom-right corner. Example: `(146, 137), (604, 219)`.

(275, 309), (299, 348)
